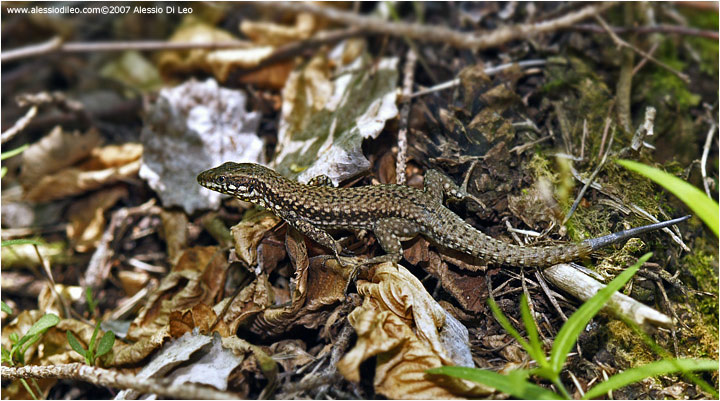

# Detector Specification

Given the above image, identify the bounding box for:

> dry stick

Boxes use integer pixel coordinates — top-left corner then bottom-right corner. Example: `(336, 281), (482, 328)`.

(1, 106), (37, 144)
(396, 48), (417, 185)
(700, 121), (716, 198)
(572, 23), (718, 40)
(541, 264), (673, 328)
(563, 125), (616, 225)
(1, 364), (238, 400)
(256, 2), (617, 50)
(535, 270), (569, 322)
(32, 244), (71, 319)
(409, 59), (547, 98)
(594, 15), (690, 83)
(1, 36), (253, 63)
(631, 42), (660, 76)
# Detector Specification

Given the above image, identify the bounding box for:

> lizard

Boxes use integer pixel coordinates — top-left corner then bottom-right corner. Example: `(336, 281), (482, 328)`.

(197, 162), (690, 268)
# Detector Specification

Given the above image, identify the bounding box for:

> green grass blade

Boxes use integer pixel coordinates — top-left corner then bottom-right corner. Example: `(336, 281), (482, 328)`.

(583, 359), (719, 399)
(550, 253), (652, 373)
(2, 301), (12, 314)
(488, 298), (538, 361)
(427, 366), (560, 400)
(1, 144), (29, 160)
(1, 239), (44, 247)
(520, 294), (549, 369)
(617, 159), (718, 237)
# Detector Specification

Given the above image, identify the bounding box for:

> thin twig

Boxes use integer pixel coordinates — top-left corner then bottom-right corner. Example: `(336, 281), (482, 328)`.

(700, 121), (716, 198)
(256, 2), (617, 50)
(594, 15), (690, 83)
(631, 42), (660, 76)
(1, 106), (37, 144)
(409, 59), (547, 98)
(1, 37), (252, 63)
(32, 244), (71, 319)
(1, 364), (238, 399)
(535, 270), (569, 322)
(564, 125), (616, 225)
(572, 23), (718, 40)
(396, 48), (417, 185)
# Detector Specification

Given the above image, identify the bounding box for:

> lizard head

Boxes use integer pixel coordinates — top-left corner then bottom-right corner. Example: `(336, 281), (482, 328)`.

(197, 162), (273, 203)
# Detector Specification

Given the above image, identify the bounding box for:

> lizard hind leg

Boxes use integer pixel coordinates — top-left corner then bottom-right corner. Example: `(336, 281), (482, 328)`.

(424, 169), (486, 209)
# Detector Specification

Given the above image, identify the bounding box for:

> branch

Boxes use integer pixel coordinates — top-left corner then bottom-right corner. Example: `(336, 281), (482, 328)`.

(542, 264), (673, 328)
(1, 36), (253, 63)
(256, 2), (617, 50)
(1, 363), (238, 400)
(572, 23), (718, 40)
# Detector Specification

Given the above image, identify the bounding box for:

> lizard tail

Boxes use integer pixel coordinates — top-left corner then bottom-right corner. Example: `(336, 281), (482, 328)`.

(581, 215), (690, 251)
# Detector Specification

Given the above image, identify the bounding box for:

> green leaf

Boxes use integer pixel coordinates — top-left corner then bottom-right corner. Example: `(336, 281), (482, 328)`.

(85, 288), (98, 316)
(24, 314), (60, 338)
(427, 366), (560, 400)
(617, 159), (719, 237)
(1, 239), (44, 247)
(1, 166), (7, 178)
(87, 321), (101, 361)
(66, 331), (87, 358)
(2, 347), (12, 364)
(95, 330), (115, 357)
(549, 253), (652, 373)
(9, 332), (19, 345)
(488, 298), (535, 358)
(1, 144), (29, 160)
(583, 359), (719, 399)
(520, 294), (549, 370)
(2, 301), (12, 314)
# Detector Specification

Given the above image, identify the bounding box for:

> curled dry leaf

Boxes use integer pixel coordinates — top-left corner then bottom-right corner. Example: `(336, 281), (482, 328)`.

(231, 210), (281, 268)
(158, 15), (311, 88)
(117, 270), (150, 297)
(218, 273), (273, 334)
(160, 209), (189, 265)
(19, 126), (101, 189)
(240, 12), (316, 46)
(337, 263), (485, 399)
(67, 186), (128, 252)
(126, 246), (228, 345)
(22, 140), (142, 203)
(169, 303), (230, 338)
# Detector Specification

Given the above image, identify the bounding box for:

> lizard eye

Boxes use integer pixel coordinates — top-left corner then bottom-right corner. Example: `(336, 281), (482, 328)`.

(217, 176), (225, 183)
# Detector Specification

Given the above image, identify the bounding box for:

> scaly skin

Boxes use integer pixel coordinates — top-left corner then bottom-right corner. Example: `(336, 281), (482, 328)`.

(197, 162), (689, 267)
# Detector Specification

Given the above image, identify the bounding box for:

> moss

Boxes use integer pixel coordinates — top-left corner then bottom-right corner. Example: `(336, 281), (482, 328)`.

(680, 243), (720, 335)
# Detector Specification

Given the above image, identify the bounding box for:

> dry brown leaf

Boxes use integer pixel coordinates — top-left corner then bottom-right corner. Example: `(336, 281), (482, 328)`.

(79, 143), (144, 170)
(157, 18), (240, 79)
(117, 270), (150, 297)
(66, 186), (128, 252)
(24, 159), (140, 202)
(231, 210), (281, 268)
(337, 263), (489, 399)
(126, 246), (228, 343)
(19, 126), (101, 189)
(158, 15), (309, 87)
(112, 325), (171, 366)
(169, 303), (230, 338)
(240, 13), (316, 46)
(220, 273), (273, 334)
(160, 209), (189, 265)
